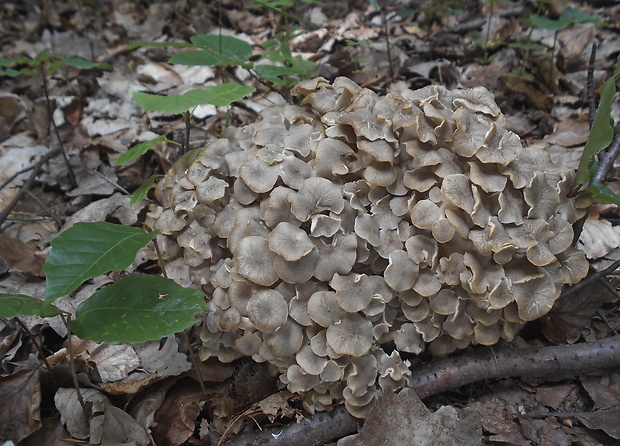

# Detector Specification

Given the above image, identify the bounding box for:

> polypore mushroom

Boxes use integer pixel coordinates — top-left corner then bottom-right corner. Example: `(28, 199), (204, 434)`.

(148, 76), (590, 419)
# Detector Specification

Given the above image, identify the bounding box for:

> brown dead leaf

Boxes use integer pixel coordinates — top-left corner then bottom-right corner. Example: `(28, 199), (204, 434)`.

(0, 369), (41, 444)
(541, 272), (614, 344)
(99, 371), (159, 395)
(577, 218), (620, 260)
(574, 408), (620, 439)
(338, 388), (481, 446)
(133, 335), (191, 378)
(469, 393), (530, 446)
(54, 388), (150, 444)
(500, 73), (554, 110)
(535, 384), (578, 410)
(152, 381), (205, 446)
(255, 390), (301, 423)
(580, 378), (620, 411)
(0, 234), (45, 276)
(19, 415), (72, 446)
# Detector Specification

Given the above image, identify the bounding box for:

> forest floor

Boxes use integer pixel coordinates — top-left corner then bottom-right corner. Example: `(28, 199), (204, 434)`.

(1, 0), (620, 445)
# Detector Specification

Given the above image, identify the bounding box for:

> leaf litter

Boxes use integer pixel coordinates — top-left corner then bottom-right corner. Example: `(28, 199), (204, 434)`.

(1, 0), (620, 445)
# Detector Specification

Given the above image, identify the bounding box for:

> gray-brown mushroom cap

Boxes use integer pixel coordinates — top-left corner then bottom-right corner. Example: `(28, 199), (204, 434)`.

(235, 236), (279, 287)
(269, 222), (316, 261)
(150, 75), (592, 420)
(326, 313), (373, 357)
(246, 289), (289, 333)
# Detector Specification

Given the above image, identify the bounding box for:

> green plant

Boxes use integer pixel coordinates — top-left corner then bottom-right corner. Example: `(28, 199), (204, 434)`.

(0, 51), (113, 187)
(572, 54), (620, 205)
(0, 221), (206, 343)
(527, 6), (601, 86)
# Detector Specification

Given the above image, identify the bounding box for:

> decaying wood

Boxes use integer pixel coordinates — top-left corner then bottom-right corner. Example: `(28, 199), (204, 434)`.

(224, 335), (620, 446)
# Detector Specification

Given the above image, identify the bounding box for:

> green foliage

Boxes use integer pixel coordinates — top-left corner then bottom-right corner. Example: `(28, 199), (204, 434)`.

(3, 221), (207, 344)
(573, 54), (620, 193)
(132, 84), (255, 114)
(43, 222), (157, 302)
(170, 35), (253, 67)
(72, 276), (206, 344)
(116, 135), (175, 166)
(0, 294), (62, 318)
(0, 50), (112, 77)
(256, 30), (318, 86)
(131, 174), (163, 204)
(529, 7), (601, 31)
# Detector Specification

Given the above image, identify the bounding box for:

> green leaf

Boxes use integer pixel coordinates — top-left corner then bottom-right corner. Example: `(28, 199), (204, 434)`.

(584, 184), (620, 206)
(124, 40), (195, 51)
(529, 13), (573, 31)
(43, 222), (157, 302)
(189, 34), (252, 62)
(169, 35), (253, 67)
(560, 7), (601, 25)
(0, 68), (22, 77)
(132, 84), (255, 114)
(255, 62), (316, 85)
(131, 174), (162, 204)
(0, 294), (62, 318)
(71, 276), (206, 343)
(64, 57), (113, 71)
(116, 135), (169, 166)
(574, 54), (620, 190)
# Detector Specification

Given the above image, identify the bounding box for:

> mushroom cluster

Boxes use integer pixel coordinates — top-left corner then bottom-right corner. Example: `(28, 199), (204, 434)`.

(147, 77), (589, 418)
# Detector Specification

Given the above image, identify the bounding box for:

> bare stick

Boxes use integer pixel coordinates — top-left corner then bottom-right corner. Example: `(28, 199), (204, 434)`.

(409, 334), (620, 398)
(14, 317), (59, 387)
(587, 40), (598, 129)
(379, 1), (394, 79)
(223, 405), (361, 446)
(23, 189), (63, 227)
(0, 147), (61, 228)
(40, 67), (77, 188)
(223, 335), (620, 446)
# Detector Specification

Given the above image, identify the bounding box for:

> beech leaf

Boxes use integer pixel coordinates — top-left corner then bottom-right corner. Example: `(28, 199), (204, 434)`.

(71, 276), (206, 343)
(43, 222), (156, 303)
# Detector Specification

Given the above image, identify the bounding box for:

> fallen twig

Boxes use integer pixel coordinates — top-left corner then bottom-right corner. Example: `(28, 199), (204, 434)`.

(0, 147), (61, 228)
(223, 335), (620, 446)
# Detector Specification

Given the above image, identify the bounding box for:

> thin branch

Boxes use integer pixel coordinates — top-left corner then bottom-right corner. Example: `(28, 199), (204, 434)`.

(590, 125), (620, 186)
(0, 165), (35, 192)
(558, 258), (620, 301)
(379, 2), (394, 79)
(587, 40), (598, 129)
(0, 147), (61, 228)
(64, 315), (89, 417)
(223, 336), (620, 446)
(23, 189), (62, 227)
(40, 68), (77, 188)
(14, 317), (58, 387)
(409, 334), (620, 398)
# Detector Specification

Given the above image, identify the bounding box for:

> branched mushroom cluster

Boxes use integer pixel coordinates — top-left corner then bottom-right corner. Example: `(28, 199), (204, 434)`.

(147, 77), (590, 418)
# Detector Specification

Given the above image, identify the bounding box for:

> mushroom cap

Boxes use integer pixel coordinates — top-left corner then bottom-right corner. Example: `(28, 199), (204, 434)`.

(269, 222), (316, 261)
(326, 313), (373, 357)
(235, 236), (279, 287)
(152, 76), (591, 419)
(246, 289), (289, 333)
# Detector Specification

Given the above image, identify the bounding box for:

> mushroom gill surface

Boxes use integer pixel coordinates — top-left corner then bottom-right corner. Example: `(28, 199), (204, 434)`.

(147, 77), (590, 418)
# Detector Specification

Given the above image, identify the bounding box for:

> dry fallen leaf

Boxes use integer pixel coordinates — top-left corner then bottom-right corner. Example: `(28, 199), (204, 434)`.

(54, 388), (150, 444)
(0, 369), (42, 444)
(0, 234), (45, 276)
(577, 218), (620, 260)
(338, 388), (481, 446)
